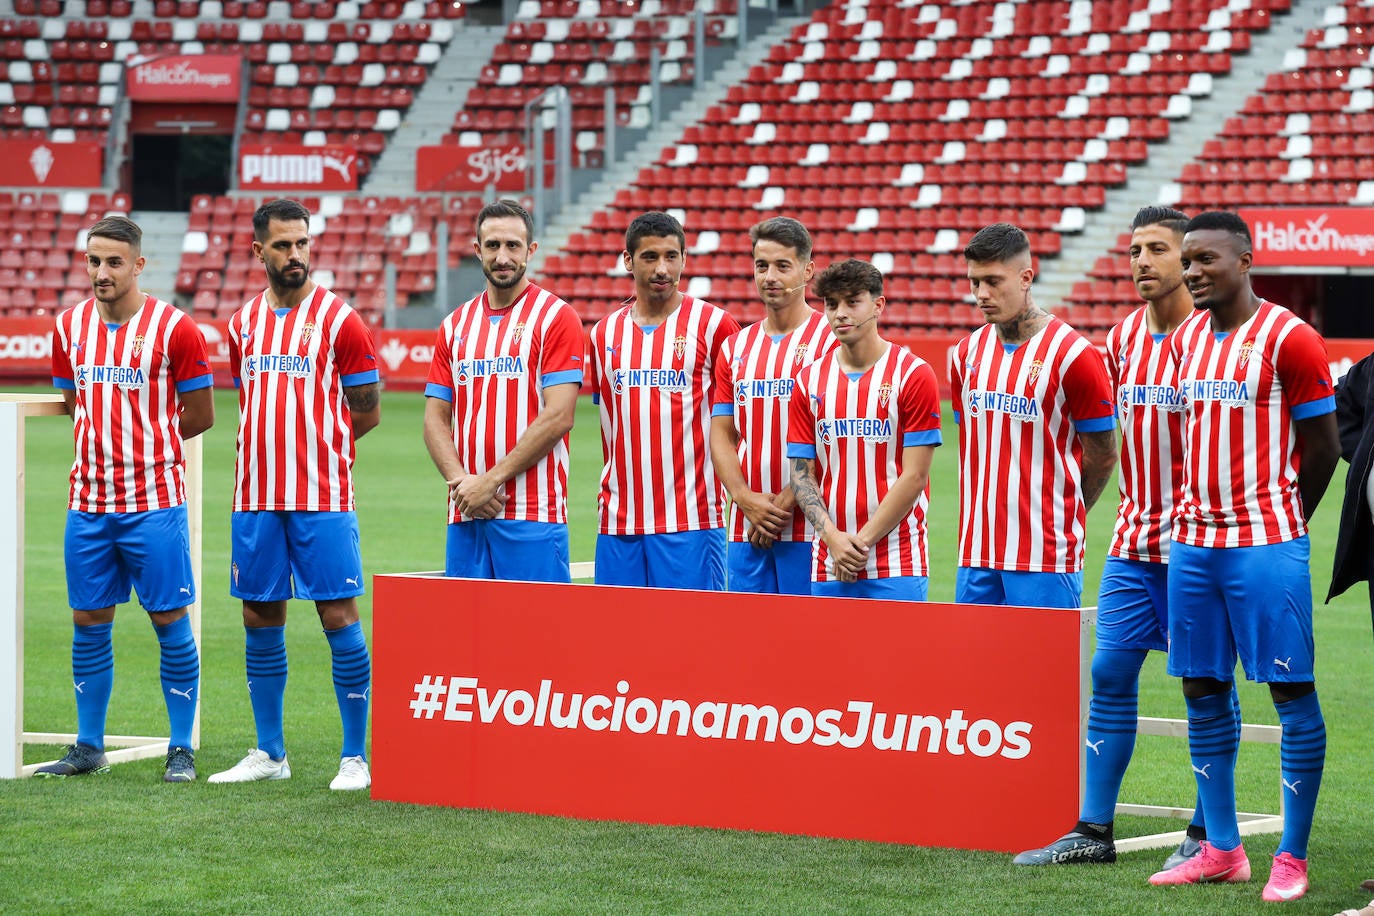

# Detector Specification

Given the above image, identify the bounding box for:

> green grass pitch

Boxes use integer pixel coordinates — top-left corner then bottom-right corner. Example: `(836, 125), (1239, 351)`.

(2, 386), (1372, 914)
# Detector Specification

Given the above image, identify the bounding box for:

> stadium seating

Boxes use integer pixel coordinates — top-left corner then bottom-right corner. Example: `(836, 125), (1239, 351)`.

(450, 0), (739, 168)
(540, 0), (1287, 332)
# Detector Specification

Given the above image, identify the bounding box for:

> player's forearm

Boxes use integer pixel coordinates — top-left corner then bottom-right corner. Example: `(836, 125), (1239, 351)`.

(422, 400), (464, 482)
(345, 383), (381, 439)
(1297, 412), (1342, 521)
(709, 417), (753, 502)
(482, 402), (575, 488)
(856, 470), (926, 546)
(1078, 430), (1118, 511)
(789, 457), (834, 537)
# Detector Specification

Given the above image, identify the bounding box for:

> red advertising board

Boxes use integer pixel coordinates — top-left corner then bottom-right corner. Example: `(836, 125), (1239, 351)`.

(1239, 207), (1374, 269)
(0, 140), (103, 187)
(416, 143), (527, 192)
(370, 575), (1083, 852)
(239, 144), (359, 191)
(127, 54), (242, 102)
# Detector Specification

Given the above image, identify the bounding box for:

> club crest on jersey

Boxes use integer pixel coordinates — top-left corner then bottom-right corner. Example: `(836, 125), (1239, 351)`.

(1238, 338), (1255, 368)
(877, 381), (893, 408)
(300, 321), (315, 347)
(511, 322), (525, 346)
(1026, 359), (1044, 388)
(673, 335), (688, 360)
(131, 334), (145, 360)
(793, 343), (810, 367)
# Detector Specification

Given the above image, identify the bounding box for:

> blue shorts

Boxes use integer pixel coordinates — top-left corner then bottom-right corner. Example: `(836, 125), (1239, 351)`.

(1167, 537), (1315, 683)
(955, 567), (1083, 608)
(594, 529), (725, 591)
(446, 519), (570, 583)
(230, 510), (364, 602)
(812, 575), (928, 602)
(65, 505), (195, 612)
(1095, 556), (1169, 652)
(726, 539), (811, 595)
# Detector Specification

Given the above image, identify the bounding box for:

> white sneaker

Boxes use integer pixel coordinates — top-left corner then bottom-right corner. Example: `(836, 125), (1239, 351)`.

(207, 748), (291, 783)
(330, 755), (370, 791)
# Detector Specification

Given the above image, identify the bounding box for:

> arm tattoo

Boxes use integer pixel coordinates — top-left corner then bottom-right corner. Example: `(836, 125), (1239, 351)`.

(345, 382), (380, 413)
(790, 457), (832, 533)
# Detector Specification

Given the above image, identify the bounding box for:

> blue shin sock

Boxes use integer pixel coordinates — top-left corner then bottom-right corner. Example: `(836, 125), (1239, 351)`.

(1189, 686), (1242, 838)
(1185, 690), (1241, 851)
(154, 615), (199, 750)
(1079, 647), (1147, 825)
(1275, 691), (1325, 859)
(325, 621), (371, 759)
(72, 622), (114, 751)
(244, 625), (287, 760)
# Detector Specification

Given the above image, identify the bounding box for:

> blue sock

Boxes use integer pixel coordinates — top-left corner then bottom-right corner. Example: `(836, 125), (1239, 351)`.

(245, 625), (287, 760)
(1079, 647), (1147, 825)
(1189, 686), (1242, 836)
(153, 615), (199, 750)
(1275, 691), (1325, 859)
(72, 622), (114, 751)
(325, 621), (371, 759)
(1185, 690), (1241, 851)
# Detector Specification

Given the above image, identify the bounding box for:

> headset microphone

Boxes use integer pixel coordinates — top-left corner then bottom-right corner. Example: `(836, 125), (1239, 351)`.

(781, 282), (808, 293)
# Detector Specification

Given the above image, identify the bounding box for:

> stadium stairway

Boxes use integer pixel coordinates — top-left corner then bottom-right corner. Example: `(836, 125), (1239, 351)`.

(533, 13), (806, 276)
(363, 23), (507, 196)
(1039, 0), (1330, 310)
(128, 209), (189, 306)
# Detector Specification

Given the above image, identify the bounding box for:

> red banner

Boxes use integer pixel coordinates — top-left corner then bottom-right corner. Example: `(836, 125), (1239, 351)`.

(371, 575), (1083, 852)
(239, 144), (359, 191)
(416, 144), (527, 192)
(127, 54), (242, 102)
(1240, 207), (1374, 269)
(0, 140), (103, 187)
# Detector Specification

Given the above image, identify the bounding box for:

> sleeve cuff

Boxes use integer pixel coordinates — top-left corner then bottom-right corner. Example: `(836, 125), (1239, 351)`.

(341, 369), (380, 387)
(904, 429), (942, 447)
(176, 373), (214, 393)
(785, 442), (817, 459)
(1074, 415), (1116, 434)
(424, 383), (454, 402)
(1291, 395), (1336, 420)
(541, 369), (584, 388)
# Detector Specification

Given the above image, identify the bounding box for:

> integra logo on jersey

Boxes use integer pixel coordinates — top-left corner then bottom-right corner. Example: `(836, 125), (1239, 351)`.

(736, 378), (794, 404)
(1183, 379), (1251, 408)
(76, 364), (147, 390)
(612, 368), (690, 395)
(1119, 384), (1187, 414)
(817, 417), (892, 444)
(243, 354), (313, 380)
(454, 355), (525, 384)
(965, 389), (1039, 421)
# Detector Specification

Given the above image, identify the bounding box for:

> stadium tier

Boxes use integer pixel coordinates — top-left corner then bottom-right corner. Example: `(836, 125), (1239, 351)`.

(4, 0), (1372, 335)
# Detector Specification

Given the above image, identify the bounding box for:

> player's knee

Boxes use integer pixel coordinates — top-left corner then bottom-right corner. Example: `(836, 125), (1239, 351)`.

(1181, 675), (1232, 699)
(1269, 681), (1315, 704)
(1089, 648), (1145, 694)
(316, 598), (359, 630)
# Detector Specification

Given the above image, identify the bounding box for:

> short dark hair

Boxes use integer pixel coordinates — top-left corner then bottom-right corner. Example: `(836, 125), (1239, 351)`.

(87, 215), (142, 254)
(475, 198), (534, 243)
(625, 211), (684, 255)
(963, 223), (1030, 263)
(813, 258), (883, 302)
(749, 216), (813, 262)
(1131, 206), (1189, 235)
(253, 198), (311, 241)
(1184, 210), (1252, 251)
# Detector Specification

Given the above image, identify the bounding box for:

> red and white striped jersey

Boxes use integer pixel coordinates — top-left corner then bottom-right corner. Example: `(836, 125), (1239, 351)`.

(52, 296), (212, 513)
(949, 317), (1116, 573)
(588, 295), (740, 535)
(711, 309), (837, 542)
(786, 344), (943, 581)
(1105, 307), (1188, 562)
(228, 285), (380, 512)
(424, 282), (584, 523)
(1170, 300), (1335, 548)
